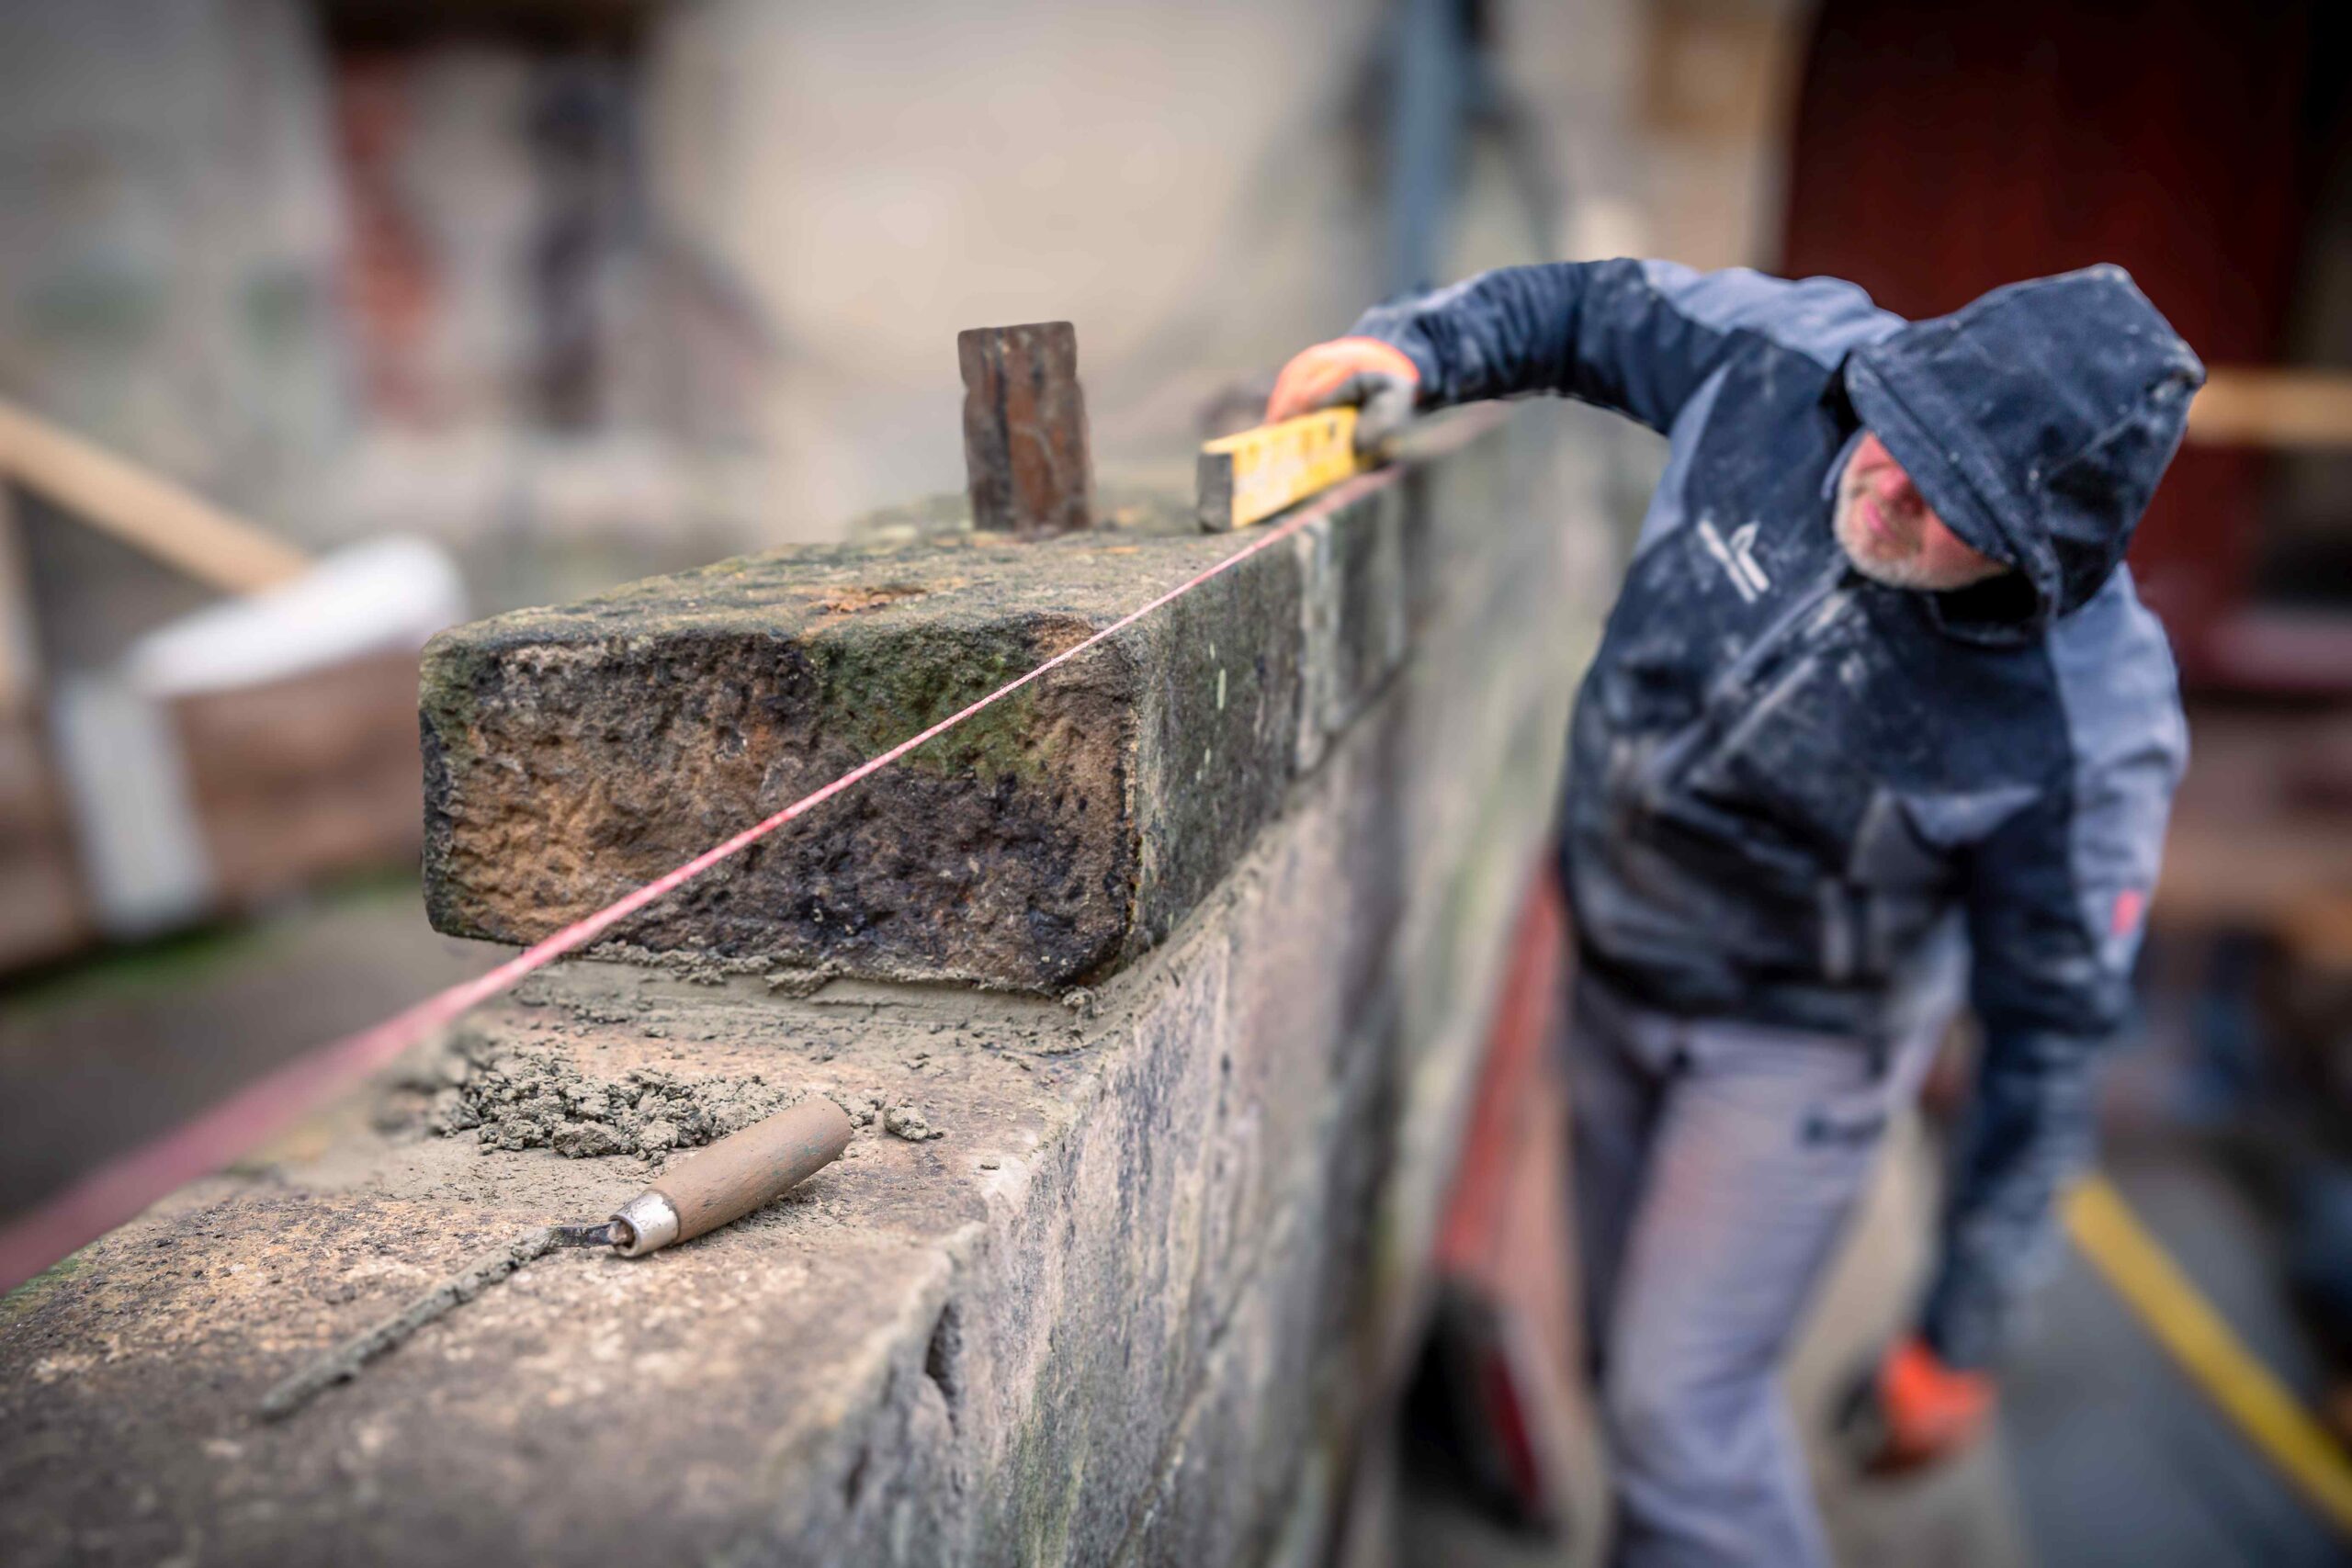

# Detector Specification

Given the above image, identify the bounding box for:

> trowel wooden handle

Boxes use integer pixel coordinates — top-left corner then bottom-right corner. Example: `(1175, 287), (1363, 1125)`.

(645, 1098), (852, 1247)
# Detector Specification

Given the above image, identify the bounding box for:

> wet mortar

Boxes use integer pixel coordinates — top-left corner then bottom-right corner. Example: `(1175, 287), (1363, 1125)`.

(410, 1032), (813, 1159)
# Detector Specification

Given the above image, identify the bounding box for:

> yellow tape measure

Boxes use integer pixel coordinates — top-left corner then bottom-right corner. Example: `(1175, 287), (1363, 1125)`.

(1196, 408), (1367, 532)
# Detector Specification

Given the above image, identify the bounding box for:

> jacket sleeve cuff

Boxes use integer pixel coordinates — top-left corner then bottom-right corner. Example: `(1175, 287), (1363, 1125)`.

(1341, 309), (1449, 406)
(1917, 1286), (2005, 1372)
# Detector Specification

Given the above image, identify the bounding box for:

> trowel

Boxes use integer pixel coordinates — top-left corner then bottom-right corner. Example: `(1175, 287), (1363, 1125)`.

(547, 1095), (854, 1256)
(259, 1096), (854, 1420)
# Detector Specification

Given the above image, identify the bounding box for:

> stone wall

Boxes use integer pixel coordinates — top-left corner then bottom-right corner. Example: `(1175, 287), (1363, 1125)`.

(0, 407), (1617, 1566)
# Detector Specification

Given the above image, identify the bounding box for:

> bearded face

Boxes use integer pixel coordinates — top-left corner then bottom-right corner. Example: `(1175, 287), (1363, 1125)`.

(1833, 433), (2010, 592)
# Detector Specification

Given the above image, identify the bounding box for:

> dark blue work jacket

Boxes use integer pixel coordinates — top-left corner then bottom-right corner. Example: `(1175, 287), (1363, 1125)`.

(1351, 261), (2201, 1365)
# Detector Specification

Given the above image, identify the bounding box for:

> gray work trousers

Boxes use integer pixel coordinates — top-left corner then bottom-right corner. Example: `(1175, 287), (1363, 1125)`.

(1566, 970), (1952, 1568)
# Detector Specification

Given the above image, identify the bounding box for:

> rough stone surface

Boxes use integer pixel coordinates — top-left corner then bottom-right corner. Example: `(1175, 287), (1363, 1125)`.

(418, 452), (1417, 992)
(0, 408), (1615, 1567)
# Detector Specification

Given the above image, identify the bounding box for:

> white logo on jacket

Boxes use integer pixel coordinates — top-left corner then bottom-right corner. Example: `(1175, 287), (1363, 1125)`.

(1698, 519), (1771, 603)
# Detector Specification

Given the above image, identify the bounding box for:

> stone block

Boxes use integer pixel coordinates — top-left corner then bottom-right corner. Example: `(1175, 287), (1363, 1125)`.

(420, 479), (1411, 992)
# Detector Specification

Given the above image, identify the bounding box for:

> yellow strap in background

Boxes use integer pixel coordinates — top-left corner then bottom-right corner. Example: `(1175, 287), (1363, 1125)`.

(2064, 1174), (2352, 1538)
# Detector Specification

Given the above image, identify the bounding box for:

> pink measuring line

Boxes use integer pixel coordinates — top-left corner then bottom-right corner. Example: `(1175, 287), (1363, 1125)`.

(0, 467), (1400, 1294)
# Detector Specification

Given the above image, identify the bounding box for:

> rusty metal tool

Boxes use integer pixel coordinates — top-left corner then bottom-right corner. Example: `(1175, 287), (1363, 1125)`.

(550, 1096), (854, 1257)
(960, 320), (1093, 537)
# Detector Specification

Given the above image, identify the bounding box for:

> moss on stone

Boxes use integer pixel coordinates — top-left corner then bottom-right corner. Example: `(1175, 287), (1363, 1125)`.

(805, 621), (1063, 787)
(1, 1249), (85, 1325)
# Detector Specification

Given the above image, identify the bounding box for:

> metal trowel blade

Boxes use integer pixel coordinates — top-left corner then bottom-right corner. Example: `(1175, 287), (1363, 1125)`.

(548, 1222), (619, 1248)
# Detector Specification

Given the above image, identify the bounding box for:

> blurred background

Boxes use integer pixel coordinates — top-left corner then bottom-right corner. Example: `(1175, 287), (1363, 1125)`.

(1, 1), (2349, 1563)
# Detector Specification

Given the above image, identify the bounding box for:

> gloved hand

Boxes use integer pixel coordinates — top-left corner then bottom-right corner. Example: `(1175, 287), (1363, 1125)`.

(1837, 1335), (1997, 1476)
(1265, 336), (1423, 452)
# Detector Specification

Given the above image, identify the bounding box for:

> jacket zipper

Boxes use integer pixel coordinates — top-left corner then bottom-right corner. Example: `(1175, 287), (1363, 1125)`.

(1635, 563), (1853, 808)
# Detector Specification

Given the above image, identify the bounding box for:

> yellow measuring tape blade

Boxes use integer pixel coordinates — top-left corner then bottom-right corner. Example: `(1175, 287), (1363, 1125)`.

(1196, 409), (1367, 532)
(2065, 1174), (2352, 1537)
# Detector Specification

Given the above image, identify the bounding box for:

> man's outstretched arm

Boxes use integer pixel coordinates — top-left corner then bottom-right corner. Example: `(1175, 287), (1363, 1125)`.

(1924, 673), (2187, 1374)
(1269, 258), (1901, 443)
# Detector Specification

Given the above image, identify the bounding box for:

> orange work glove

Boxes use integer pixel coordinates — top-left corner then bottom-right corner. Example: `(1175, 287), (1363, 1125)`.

(1840, 1336), (1997, 1476)
(1265, 336), (1423, 451)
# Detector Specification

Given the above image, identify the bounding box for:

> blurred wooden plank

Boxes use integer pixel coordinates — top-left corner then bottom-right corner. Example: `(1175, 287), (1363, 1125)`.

(0, 711), (94, 969)
(2154, 705), (2352, 932)
(0, 487), (37, 721)
(0, 400), (309, 594)
(2279, 895), (2352, 974)
(2188, 368), (2352, 449)
(169, 651), (424, 908)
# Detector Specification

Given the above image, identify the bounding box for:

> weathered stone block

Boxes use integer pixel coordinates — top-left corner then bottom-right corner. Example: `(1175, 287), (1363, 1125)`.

(420, 483), (1408, 991)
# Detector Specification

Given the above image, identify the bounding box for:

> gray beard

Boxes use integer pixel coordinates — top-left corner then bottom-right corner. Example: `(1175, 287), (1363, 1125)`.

(1832, 491), (2006, 592)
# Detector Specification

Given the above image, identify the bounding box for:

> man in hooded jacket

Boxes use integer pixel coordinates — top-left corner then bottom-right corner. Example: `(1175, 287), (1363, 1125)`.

(1267, 261), (2200, 1566)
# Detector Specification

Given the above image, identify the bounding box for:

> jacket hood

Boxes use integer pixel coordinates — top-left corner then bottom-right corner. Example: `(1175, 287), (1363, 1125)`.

(1843, 265), (2203, 637)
